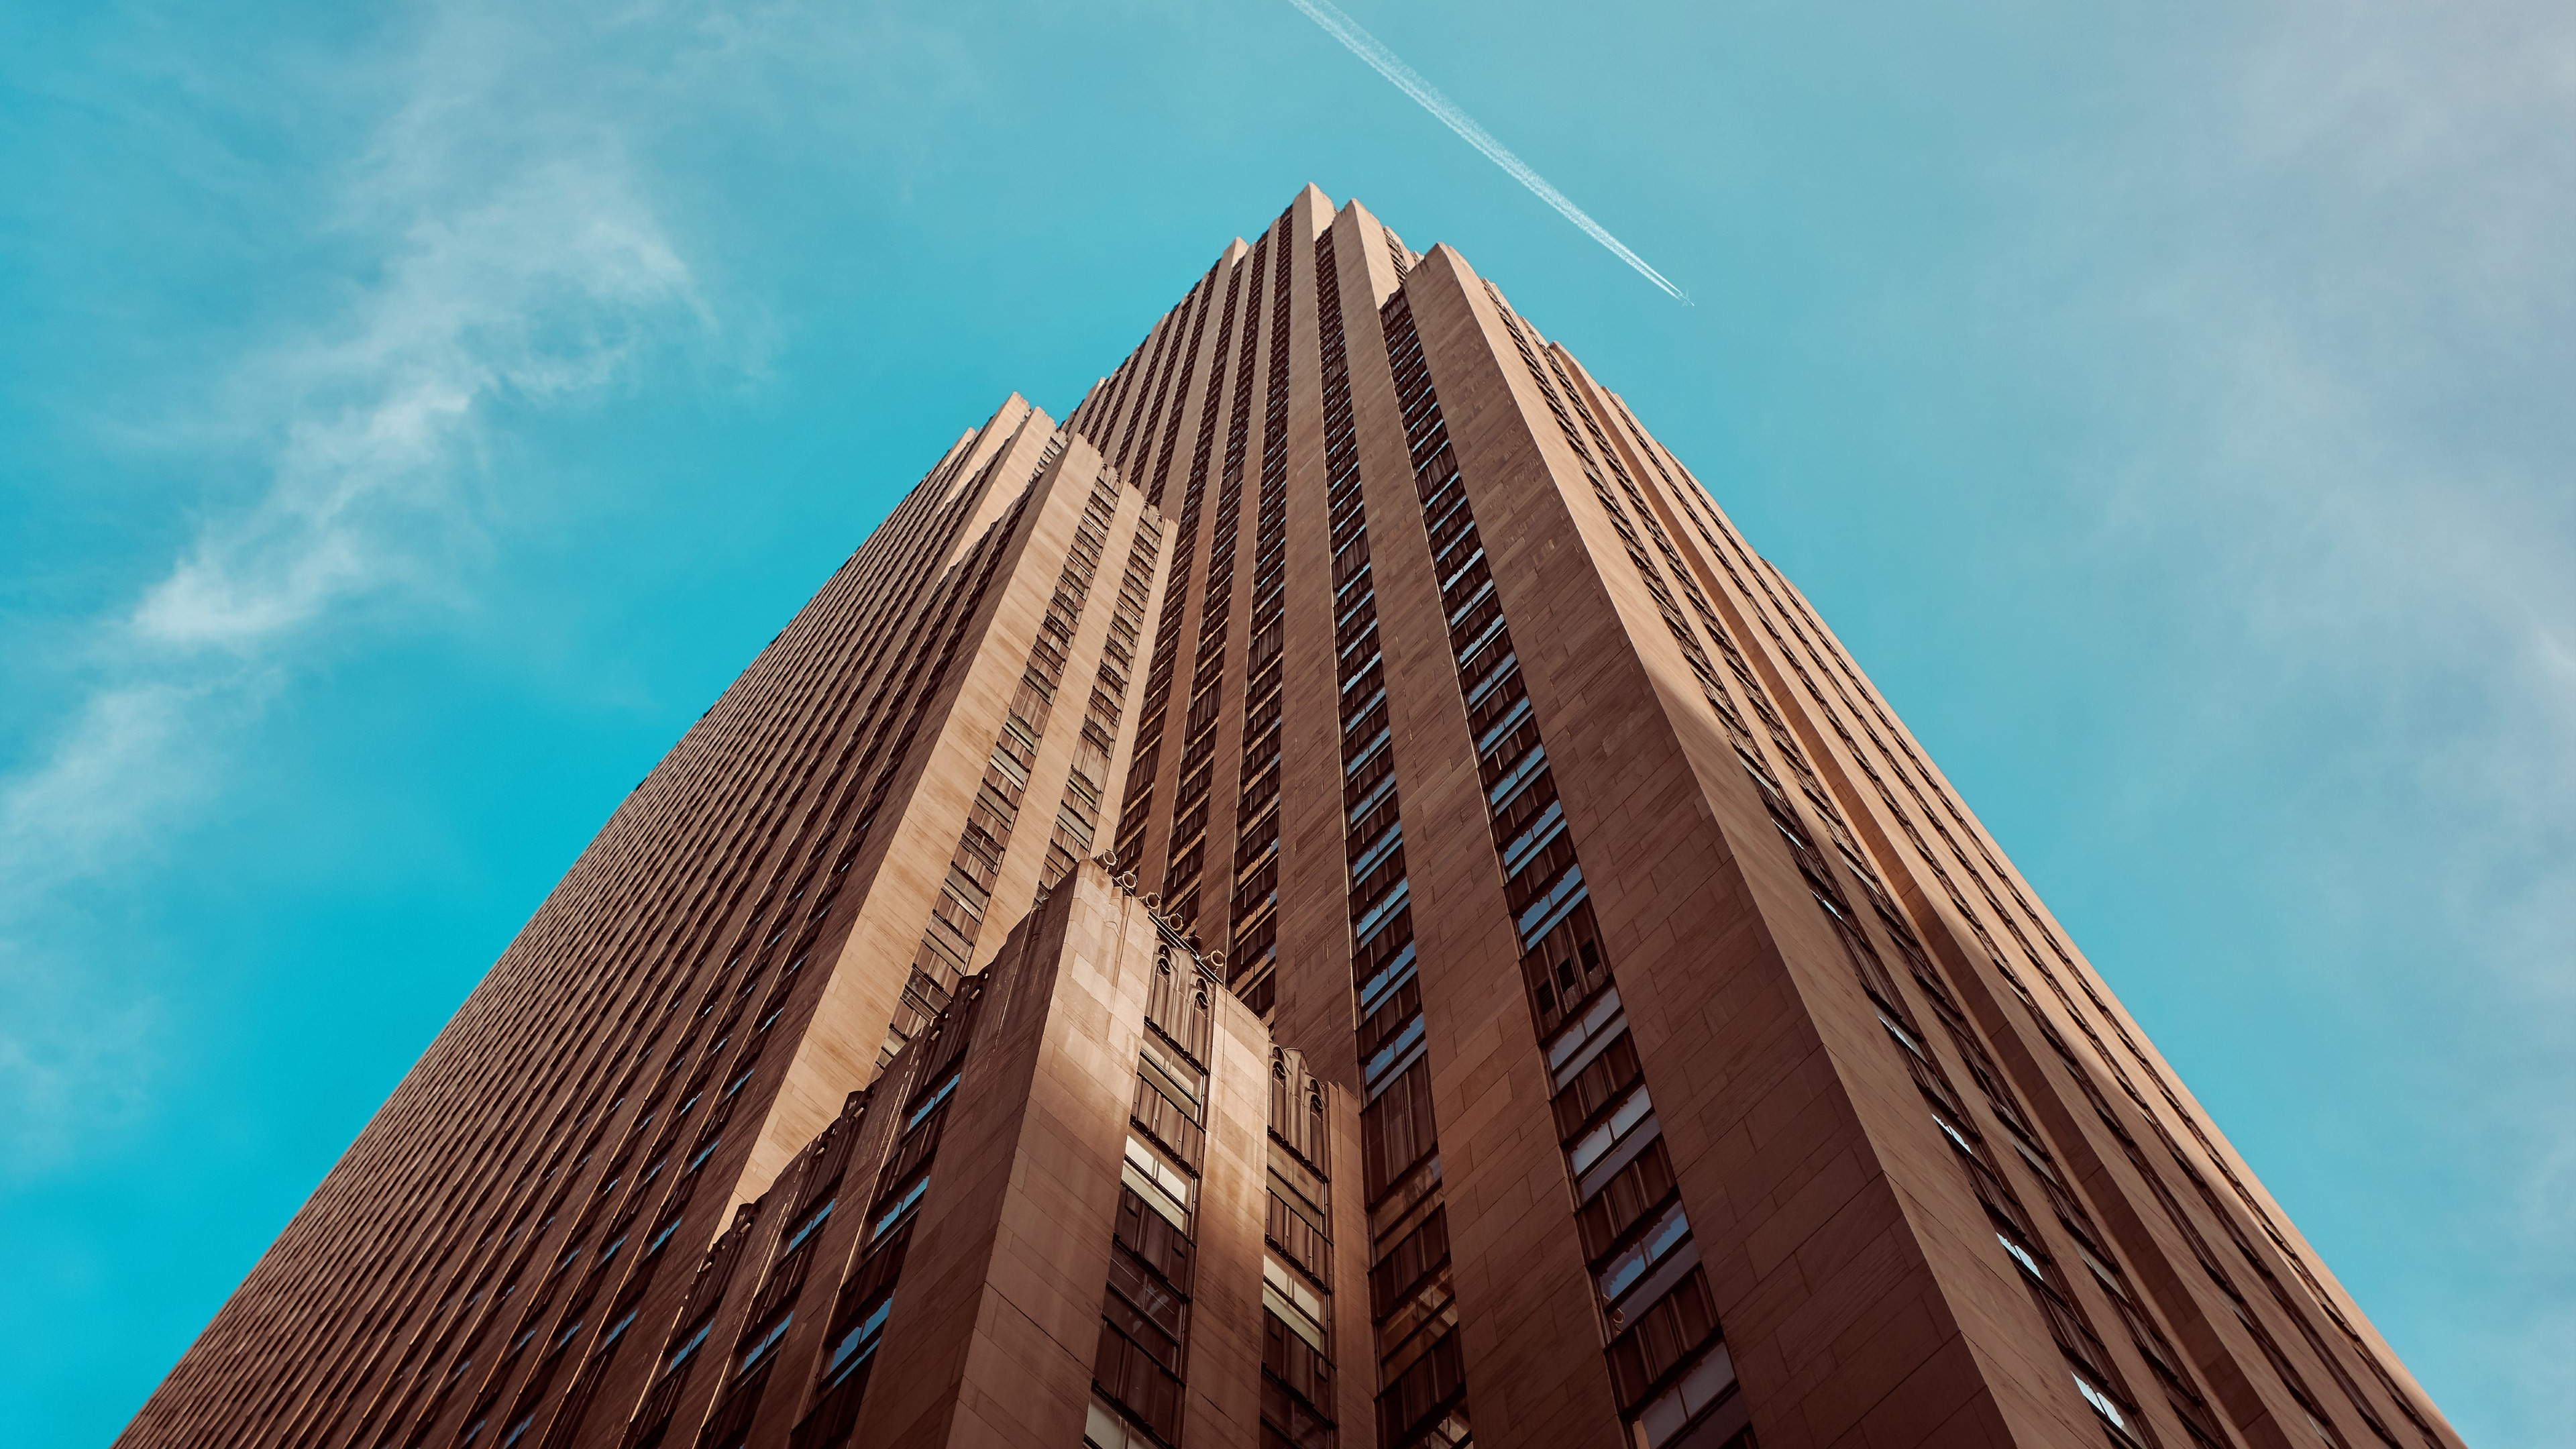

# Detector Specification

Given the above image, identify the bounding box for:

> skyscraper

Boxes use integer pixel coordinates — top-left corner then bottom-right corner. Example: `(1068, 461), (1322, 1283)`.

(120, 187), (2463, 1449)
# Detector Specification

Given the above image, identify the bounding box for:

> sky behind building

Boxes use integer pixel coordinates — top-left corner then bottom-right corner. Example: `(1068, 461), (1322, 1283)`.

(1, 1), (2569, 1445)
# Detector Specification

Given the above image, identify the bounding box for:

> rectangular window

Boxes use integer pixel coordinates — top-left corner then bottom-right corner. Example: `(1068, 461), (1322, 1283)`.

(1544, 989), (1625, 1089)
(1627, 1340), (1742, 1449)
(1137, 1040), (1206, 1122)
(665, 1316), (714, 1375)
(595, 1304), (636, 1350)
(1122, 1134), (1193, 1229)
(2074, 1371), (2138, 1442)
(821, 1293), (893, 1388)
(1569, 1085), (1654, 1177)
(737, 1310), (794, 1374)
(907, 1071), (960, 1130)
(1597, 1200), (1693, 1305)
(1263, 1253), (1328, 1352)
(782, 1199), (834, 1256)
(1084, 1395), (1159, 1449)
(645, 1214), (683, 1258)
(873, 1173), (931, 1240)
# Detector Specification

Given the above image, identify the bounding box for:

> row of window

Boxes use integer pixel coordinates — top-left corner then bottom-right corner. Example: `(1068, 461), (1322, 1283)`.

(880, 468), (1128, 1066)
(1515, 290), (2143, 1444)
(1264, 1051), (1340, 1449)
(1310, 228), (1473, 1449)
(654, 983), (982, 1449)
(1110, 269), (1229, 877)
(1087, 945), (1218, 1449)
(386, 468), (1032, 1449)
(1126, 264), (1224, 509)
(1140, 260), (1228, 511)
(1042, 506), (1163, 892)
(399, 446), (1051, 1449)
(1228, 214), (1299, 1021)
(1550, 332), (2406, 1449)
(786, 1001), (985, 1447)
(1156, 227), (1270, 929)
(1089, 290), (1190, 476)
(1615, 415), (2438, 1449)
(1485, 290), (2183, 1449)
(336, 459), (987, 1446)
(1380, 287), (1741, 1449)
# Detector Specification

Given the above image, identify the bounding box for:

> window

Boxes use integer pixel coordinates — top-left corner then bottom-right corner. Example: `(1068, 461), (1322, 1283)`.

(873, 1173), (930, 1240)
(645, 1214), (683, 1258)
(1137, 1037), (1205, 1119)
(1084, 1394), (1157, 1449)
(2073, 1371), (2133, 1436)
(907, 1071), (960, 1130)
(1500, 798), (1567, 879)
(1879, 1012), (1928, 1060)
(822, 1293), (894, 1387)
(686, 1137), (722, 1175)
(1122, 1134), (1192, 1228)
(1544, 988), (1625, 1087)
(1627, 1341), (1739, 1449)
(782, 1199), (834, 1256)
(1363, 1012), (1426, 1095)
(1263, 1252), (1327, 1350)
(738, 1311), (794, 1373)
(1349, 820), (1404, 880)
(1597, 1200), (1693, 1305)
(1996, 1230), (2047, 1285)
(1570, 1085), (1654, 1177)
(665, 1316), (713, 1375)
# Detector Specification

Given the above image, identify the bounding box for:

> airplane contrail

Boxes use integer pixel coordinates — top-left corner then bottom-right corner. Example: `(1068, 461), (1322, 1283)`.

(1286, 0), (1690, 305)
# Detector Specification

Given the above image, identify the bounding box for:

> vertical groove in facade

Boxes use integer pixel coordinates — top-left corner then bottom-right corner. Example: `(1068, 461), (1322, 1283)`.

(1315, 228), (1472, 1449)
(1263, 1046), (1343, 1448)
(1226, 212), (1299, 1016)
(1086, 934), (1219, 1448)
(1158, 228), (1268, 930)
(1039, 507), (1164, 892)
(1379, 290), (1744, 1449)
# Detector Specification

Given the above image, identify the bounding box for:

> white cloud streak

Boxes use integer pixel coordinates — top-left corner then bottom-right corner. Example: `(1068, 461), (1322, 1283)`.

(1286, 0), (1690, 304)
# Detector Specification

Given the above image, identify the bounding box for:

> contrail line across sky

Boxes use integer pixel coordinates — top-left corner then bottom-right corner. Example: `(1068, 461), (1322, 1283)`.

(1286, 0), (1690, 304)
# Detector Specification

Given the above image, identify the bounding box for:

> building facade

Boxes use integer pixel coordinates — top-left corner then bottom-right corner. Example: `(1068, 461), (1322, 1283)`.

(120, 188), (2463, 1449)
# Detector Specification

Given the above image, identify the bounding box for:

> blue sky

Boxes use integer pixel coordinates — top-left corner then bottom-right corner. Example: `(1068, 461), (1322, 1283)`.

(3, 1), (2568, 1444)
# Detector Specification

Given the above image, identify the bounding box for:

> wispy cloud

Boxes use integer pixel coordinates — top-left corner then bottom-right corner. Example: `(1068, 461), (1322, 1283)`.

(1285, 0), (1688, 303)
(135, 164), (702, 651)
(0, 1), (722, 1170)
